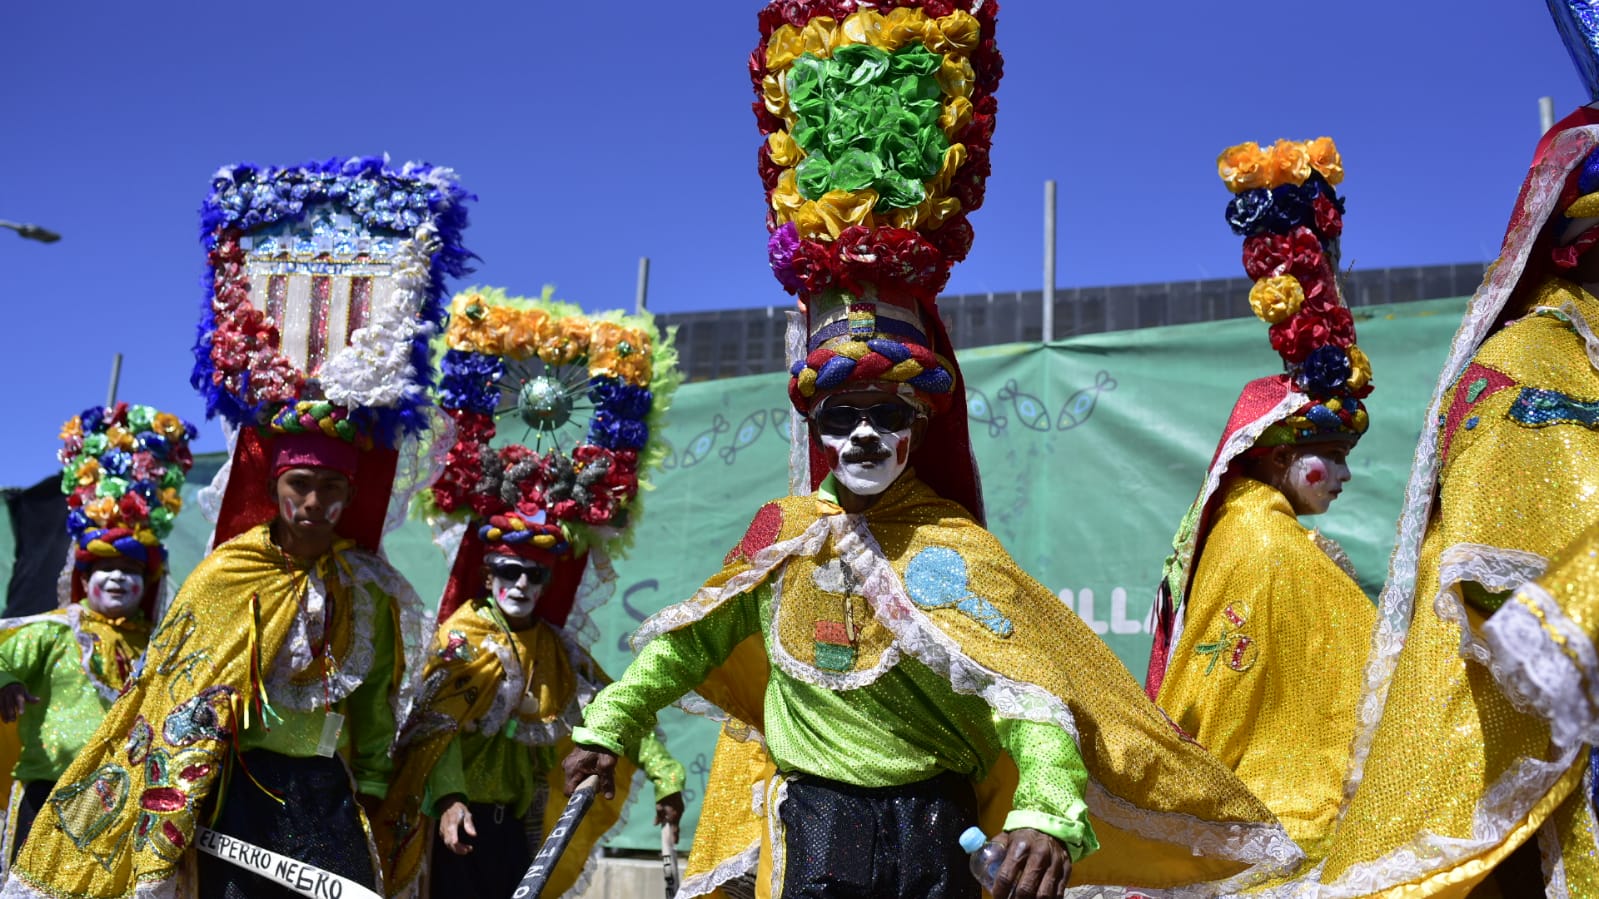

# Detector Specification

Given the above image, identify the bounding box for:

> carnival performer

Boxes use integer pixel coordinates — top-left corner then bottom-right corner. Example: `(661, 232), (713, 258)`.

(1144, 137), (1375, 862)
(565, 3), (1300, 898)
(1301, 7), (1599, 893)
(0, 404), (195, 864)
(1, 156), (472, 899)
(374, 287), (686, 898)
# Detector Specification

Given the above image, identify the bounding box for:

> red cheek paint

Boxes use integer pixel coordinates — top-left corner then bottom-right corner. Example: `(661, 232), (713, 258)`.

(895, 441), (910, 464)
(824, 447), (840, 468)
(1305, 458), (1328, 485)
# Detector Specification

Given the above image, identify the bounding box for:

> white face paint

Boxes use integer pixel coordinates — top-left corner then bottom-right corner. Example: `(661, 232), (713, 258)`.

(820, 418), (914, 497)
(487, 553), (546, 622)
(86, 568), (145, 619)
(1282, 448), (1352, 516)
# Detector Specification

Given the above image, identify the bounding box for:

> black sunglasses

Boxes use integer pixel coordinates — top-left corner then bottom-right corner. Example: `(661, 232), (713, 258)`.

(813, 402), (919, 437)
(487, 560), (552, 585)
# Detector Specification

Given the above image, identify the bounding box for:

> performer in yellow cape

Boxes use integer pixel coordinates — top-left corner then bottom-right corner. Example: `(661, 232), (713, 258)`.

(1, 156), (471, 899)
(375, 287), (687, 899)
(564, 3), (1298, 896)
(1301, 9), (1599, 893)
(0, 403), (195, 869)
(1145, 137), (1377, 864)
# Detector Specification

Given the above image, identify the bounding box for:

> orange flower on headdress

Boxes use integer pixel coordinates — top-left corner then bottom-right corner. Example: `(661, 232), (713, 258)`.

(152, 412), (187, 442)
(1268, 139), (1312, 187)
(84, 496), (117, 528)
(1218, 142), (1270, 193)
(105, 425), (135, 451)
(1305, 137), (1344, 186)
(538, 317), (590, 367)
(59, 417), (83, 440)
(502, 307), (551, 361)
(591, 323), (654, 387)
(74, 458), (102, 488)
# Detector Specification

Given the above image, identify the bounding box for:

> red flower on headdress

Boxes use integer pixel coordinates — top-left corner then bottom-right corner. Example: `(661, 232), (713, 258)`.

(1313, 193), (1343, 240)
(1242, 227), (1325, 281)
(1268, 310), (1334, 364)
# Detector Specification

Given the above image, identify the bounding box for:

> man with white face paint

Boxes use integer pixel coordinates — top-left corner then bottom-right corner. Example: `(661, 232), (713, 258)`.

(0, 403), (194, 864)
(561, 13), (1297, 883)
(1145, 136), (1377, 864)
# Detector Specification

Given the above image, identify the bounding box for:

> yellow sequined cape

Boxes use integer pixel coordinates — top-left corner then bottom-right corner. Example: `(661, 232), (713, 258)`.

(655, 474), (1298, 897)
(376, 599), (635, 899)
(3, 525), (416, 899)
(1312, 279), (1599, 897)
(1156, 476), (1375, 863)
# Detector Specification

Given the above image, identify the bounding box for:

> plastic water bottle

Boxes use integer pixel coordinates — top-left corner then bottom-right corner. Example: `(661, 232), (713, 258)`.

(960, 826), (1005, 889)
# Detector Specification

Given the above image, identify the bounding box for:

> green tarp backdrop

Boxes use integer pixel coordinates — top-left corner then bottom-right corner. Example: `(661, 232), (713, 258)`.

(133, 296), (1471, 850)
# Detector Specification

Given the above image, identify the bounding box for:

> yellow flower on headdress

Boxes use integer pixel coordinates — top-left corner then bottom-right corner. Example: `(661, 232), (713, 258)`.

(84, 496), (117, 528)
(161, 487), (184, 515)
(937, 55), (975, 100)
(152, 412), (186, 442)
(1218, 142), (1270, 193)
(502, 307), (551, 361)
(1346, 345), (1372, 392)
(768, 131), (804, 168)
(590, 323), (654, 387)
(939, 96), (974, 138)
(926, 10), (981, 55)
(763, 71), (790, 120)
(105, 425), (135, 451)
(75, 458), (102, 488)
(447, 294), (495, 353)
(1249, 275), (1305, 324)
(59, 417), (83, 440)
(766, 25), (805, 71)
(1305, 136), (1343, 186)
(842, 10), (886, 49)
(1268, 139), (1312, 187)
(538, 317), (590, 367)
(882, 7), (929, 49)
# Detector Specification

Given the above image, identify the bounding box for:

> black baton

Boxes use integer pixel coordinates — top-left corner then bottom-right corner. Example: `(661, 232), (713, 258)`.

(512, 774), (601, 898)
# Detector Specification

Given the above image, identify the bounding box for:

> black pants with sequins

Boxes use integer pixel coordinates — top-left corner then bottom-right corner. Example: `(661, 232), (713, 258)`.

(197, 750), (377, 899)
(777, 770), (980, 899)
(9, 780), (53, 865)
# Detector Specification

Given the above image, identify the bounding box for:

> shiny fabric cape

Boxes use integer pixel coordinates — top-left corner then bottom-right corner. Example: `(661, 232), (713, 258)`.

(1299, 121), (1599, 897)
(0, 607), (151, 865)
(376, 600), (634, 899)
(2, 525), (412, 899)
(1154, 478), (1374, 864)
(653, 475), (1299, 897)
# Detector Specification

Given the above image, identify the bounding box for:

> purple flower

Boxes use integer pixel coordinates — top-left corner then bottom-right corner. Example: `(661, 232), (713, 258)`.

(769, 222), (804, 293)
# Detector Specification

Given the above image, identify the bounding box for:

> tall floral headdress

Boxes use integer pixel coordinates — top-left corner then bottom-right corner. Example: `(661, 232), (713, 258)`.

(58, 403), (196, 609)
(192, 157), (473, 551)
(1146, 137), (1369, 695)
(755, 0), (1002, 520)
(426, 287), (679, 634)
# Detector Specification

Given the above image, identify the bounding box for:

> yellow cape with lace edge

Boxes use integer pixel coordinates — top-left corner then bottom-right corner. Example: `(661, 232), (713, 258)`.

(5, 525), (404, 899)
(376, 599), (635, 899)
(1156, 476), (1375, 864)
(1315, 278), (1599, 895)
(661, 474), (1293, 893)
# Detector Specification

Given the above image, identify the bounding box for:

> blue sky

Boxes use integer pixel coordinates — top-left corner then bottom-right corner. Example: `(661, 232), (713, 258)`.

(0, 2), (1581, 485)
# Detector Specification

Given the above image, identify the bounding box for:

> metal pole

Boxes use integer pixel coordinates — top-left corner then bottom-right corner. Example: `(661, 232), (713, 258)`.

(0, 220), (61, 243)
(105, 353), (123, 408)
(636, 256), (651, 315)
(1043, 180), (1057, 343)
(1540, 96), (1556, 135)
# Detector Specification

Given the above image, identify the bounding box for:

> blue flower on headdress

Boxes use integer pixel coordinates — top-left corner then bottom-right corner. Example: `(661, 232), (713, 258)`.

(99, 450), (132, 478)
(438, 350), (504, 415)
(1261, 183), (1315, 234)
(138, 432), (171, 460)
(80, 406), (107, 433)
(1300, 345), (1352, 397)
(589, 409), (649, 450)
(65, 509), (90, 537)
(589, 378), (653, 420)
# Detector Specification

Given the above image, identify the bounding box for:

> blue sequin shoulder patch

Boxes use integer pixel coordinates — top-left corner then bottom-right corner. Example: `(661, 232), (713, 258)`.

(1509, 387), (1599, 429)
(904, 546), (1014, 637)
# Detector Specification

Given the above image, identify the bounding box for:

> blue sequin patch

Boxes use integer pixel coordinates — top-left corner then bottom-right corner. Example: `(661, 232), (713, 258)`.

(1508, 387), (1599, 429)
(1464, 416), (1479, 430)
(904, 547), (1014, 637)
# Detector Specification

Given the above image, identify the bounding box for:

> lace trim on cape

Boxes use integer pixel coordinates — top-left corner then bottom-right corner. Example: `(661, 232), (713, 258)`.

(1311, 531), (1358, 580)
(1533, 300), (1599, 375)
(678, 840), (761, 899)
(1431, 543), (1550, 671)
(265, 564), (376, 713)
(1339, 124), (1599, 865)
(1481, 582), (1599, 750)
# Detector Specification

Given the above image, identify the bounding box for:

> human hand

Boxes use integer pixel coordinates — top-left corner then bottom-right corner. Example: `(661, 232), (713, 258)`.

(654, 791), (685, 842)
(0, 684), (39, 723)
(438, 799), (476, 856)
(989, 828), (1071, 899)
(561, 744), (618, 799)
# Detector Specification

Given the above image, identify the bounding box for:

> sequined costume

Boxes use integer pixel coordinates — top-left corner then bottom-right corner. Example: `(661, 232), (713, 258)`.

(379, 280), (680, 898)
(2, 524), (422, 899)
(579, 472), (1299, 896)
(1141, 137), (1376, 869)
(380, 599), (684, 899)
(1154, 478), (1373, 861)
(1, 157), (469, 899)
(1295, 97), (1599, 897)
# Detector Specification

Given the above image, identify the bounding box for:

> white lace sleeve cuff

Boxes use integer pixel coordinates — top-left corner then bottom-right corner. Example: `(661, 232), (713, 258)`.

(1482, 582), (1599, 749)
